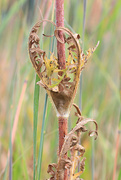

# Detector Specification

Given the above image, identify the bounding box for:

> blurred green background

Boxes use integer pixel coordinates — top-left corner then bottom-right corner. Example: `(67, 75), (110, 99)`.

(0, 0), (121, 180)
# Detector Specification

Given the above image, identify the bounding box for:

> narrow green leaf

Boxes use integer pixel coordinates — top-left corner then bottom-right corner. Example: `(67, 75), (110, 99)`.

(44, 100), (52, 131)
(118, 169), (121, 180)
(33, 75), (40, 180)
(37, 93), (48, 180)
(9, 132), (12, 180)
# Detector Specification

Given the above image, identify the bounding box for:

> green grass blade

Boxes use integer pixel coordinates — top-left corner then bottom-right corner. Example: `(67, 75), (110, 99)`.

(118, 169), (121, 180)
(37, 93), (48, 180)
(9, 134), (12, 180)
(44, 100), (52, 131)
(33, 75), (40, 180)
(35, 4), (54, 178)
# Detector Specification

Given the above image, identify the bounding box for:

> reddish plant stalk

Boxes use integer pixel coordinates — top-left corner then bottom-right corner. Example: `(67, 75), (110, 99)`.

(58, 117), (68, 179)
(56, 0), (66, 69)
(58, 117), (68, 153)
(56, 0), (68, 179)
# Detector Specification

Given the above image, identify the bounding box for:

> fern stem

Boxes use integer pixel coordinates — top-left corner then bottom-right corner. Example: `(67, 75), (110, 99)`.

(56, 1), (68, 179)
(58, 116), (68, 179)
(58, 117), (68, 153)
(56, 0), (66, 69)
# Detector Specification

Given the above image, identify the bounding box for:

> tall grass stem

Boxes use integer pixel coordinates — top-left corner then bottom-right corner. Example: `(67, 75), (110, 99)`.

(37, 93), (48, 180)
(33, 75), (40, 180)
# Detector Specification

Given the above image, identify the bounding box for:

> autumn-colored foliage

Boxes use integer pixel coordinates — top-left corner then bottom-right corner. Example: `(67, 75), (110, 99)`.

(28, 19), (99, 179)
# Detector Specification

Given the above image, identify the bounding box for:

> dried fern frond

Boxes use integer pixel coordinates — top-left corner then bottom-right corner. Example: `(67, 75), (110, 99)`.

(47, 104), (98, 180)
(28, 20), (99, 118)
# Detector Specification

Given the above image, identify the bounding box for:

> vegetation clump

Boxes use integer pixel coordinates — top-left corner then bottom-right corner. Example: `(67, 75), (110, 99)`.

(28, 20), (99, 179)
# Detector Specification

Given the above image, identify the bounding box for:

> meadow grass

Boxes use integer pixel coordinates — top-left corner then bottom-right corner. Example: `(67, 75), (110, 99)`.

(0, 0), (120, 180)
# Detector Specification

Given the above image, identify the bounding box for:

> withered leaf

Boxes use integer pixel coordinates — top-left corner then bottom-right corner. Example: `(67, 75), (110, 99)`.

(29, 20), (99, 118)
(47, 104), (98, 180)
